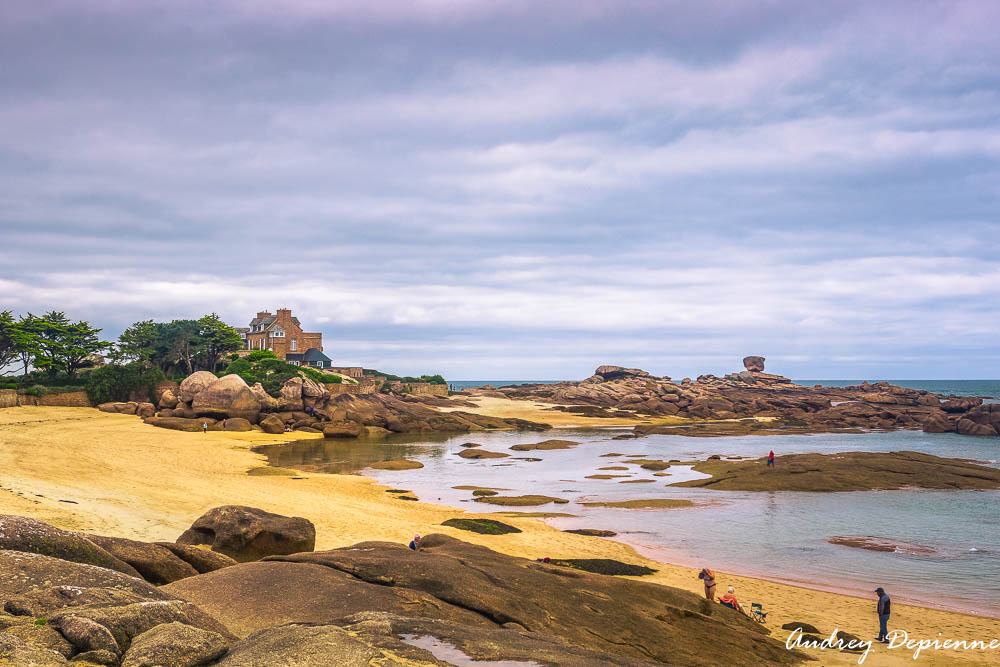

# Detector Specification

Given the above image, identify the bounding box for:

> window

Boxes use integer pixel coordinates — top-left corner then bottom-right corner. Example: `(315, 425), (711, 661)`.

(271, 328), (285, 338)
(291, 338), (297, 351)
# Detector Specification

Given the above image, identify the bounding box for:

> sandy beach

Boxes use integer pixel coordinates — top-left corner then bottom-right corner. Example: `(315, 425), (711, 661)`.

(1, 406), (997, 666)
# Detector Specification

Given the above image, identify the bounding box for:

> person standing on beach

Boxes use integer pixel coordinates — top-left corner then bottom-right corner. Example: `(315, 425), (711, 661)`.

(767, 450), (775, 467)
(698, 568), (716, 599)
(202, 422), (208, 434)
(875, 587), (891, 643)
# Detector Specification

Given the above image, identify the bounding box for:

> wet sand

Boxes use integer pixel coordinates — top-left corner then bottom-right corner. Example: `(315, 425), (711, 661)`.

(1, 407), (997, 666)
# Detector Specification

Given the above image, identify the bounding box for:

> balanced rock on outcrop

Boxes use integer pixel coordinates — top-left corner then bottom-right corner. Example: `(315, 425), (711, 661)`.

(743, 356), (766, 372)
(278, 377), (304, 411)
(191, 374), (261, 423)
(175, 506), (316, 563)
(249, 382), (279, 412)
(178, 371), (218, 403)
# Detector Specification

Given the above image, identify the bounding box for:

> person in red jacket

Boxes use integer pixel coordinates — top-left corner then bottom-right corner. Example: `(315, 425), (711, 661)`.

(719, 586), (743, 613)
(767, 450), (775, 467)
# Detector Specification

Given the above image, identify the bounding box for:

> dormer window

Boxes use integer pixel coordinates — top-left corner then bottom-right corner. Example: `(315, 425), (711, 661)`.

(271, 328), (285, 338)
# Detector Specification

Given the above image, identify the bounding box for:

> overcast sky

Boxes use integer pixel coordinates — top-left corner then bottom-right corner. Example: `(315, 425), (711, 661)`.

(1, 1), (998, 380)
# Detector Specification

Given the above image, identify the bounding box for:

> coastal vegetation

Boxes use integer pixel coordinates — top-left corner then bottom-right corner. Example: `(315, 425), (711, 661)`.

(221, 350), (335, 397)
(0, 310), (108, 379)
(114, 314), (243, 374)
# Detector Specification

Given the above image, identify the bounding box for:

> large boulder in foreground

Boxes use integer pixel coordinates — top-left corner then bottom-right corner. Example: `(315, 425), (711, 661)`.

(263, 534), (801, 666)
(121, 621), (230, 667)
(163, 560), (490, 638)
(0, 515), (139, 577)
(178, 371), (218, 403)
(191, 374), (261, 423)
(214, 624), (380, 666)
(175, 506), (316, 563)
(0, 551), (162, 601)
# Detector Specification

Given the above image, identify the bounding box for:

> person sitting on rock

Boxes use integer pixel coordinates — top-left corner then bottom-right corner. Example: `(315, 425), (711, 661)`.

(719, 586), (743, 612)
(409, 533), (421, 551)
(698, 568), (716, 600)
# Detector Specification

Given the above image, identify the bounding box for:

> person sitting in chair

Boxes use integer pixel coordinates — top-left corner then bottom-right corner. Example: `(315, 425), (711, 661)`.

(719, 586), (743, 613)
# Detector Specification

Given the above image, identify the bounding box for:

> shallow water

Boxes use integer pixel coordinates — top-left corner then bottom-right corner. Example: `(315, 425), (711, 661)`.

(265, 427), (1000, 617)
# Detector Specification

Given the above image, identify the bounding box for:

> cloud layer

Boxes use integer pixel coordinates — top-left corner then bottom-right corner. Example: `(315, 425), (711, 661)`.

(2, 1), (998, 379)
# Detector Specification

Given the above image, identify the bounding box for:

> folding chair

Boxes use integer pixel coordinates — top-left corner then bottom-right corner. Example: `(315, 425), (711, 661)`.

(750, 602), (767, 623)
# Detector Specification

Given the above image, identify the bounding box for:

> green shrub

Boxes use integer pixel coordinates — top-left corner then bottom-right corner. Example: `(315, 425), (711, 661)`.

(222, 355), (334, 397)
(0, 383), (18, 390)
(85, 364), (167, 404)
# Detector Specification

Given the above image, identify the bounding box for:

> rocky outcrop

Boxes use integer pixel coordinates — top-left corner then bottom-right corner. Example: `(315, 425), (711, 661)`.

(175, 506), (316, 563)
(278, 377), (304, 411)
(153, 542), (238, 575)
(163, 560), (491, 638)
(672, 451), (1000, 492)
(141, 416), (215, 432)
(467, 362), (996, 438)
(257, 414), (285, 434)
(84, 535), (199, 585)
(121, 621), (230, 667)
(249, 383), (279, 411)
(262, 535), (801, 666)
(178, 371), (218, 403)
(743, 355), (765, 372)
(191, 375), (261, 423)
(0, 514), (806, 666)
(322, 421), (363, 438)
(0, 515), (140, 577)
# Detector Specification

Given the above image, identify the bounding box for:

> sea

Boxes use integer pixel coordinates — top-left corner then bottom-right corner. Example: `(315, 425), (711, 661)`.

(258, 380), (1000, 617)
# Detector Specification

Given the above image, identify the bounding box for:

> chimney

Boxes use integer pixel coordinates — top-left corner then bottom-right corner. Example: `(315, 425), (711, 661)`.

(256, 311), (272, 319)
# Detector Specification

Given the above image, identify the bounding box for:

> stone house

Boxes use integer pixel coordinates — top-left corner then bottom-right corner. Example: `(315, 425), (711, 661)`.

(236, 309), (332, 368)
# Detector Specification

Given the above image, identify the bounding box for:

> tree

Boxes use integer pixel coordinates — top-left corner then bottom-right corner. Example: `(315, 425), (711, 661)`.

(196, 313), (243, 372)
(29, 311), (109, 378)
(10, 315), (41, 378)
(0, 311), (18, 373)
(161, 319), (202, 375)
(113, 319), (159, 365)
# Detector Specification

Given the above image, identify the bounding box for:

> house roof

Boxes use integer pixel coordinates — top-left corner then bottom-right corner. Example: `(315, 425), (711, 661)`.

(235, 327), (250, 333)
(249, 315), (275, 327)
(286, 348), (331, 363)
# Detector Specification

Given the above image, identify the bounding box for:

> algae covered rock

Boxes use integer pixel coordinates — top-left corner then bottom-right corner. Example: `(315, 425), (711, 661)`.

(121, 621), (229, 667)
(441, 518), (522, 535)
(0, 515), (138, 577)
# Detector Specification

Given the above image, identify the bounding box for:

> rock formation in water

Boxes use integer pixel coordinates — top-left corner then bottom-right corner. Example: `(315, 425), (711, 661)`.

(465, 361), (998, 437)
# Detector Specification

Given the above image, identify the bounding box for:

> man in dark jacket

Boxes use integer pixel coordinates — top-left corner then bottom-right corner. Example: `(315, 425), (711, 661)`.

(875, 587), (891, 643)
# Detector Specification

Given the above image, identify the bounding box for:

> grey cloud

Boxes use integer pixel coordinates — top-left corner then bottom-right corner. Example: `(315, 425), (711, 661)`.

(1, 1), (998, 378)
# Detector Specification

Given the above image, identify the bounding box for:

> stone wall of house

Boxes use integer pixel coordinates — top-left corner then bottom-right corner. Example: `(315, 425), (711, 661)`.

(408, 382), (449, 396)
(330, 367), (364, 380)
(325, 382), (377, 395)
(15, 391), (92, 407)
(0, 389), (18, 408)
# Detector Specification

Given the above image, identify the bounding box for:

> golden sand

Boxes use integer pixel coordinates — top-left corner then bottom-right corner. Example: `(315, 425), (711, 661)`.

(0, 407), (996, 666)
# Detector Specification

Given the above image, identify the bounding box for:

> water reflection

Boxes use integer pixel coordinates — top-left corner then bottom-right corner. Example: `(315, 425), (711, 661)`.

(253, 433), (452, 475)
